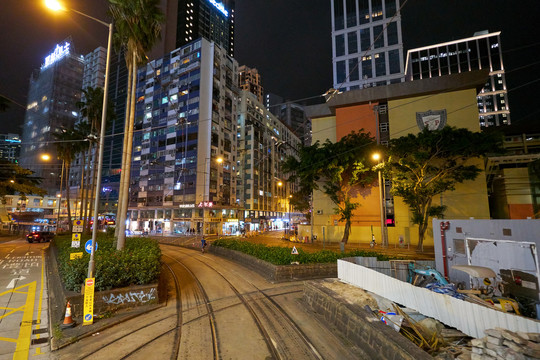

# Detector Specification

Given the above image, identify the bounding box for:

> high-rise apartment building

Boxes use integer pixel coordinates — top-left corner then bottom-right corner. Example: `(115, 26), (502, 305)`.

(82, 47), (107, 90)
(127, 38), (239, 235)
(405, 31), (510, 127)
(0, 133), (21, 163)
(173, 0), (235, 57)
(238, 65), (263, 103)
(20, 40), (84, 195)
(237, 91), (301, 230)
(70, 47), (108, 192)
(331, 0), (404, 91)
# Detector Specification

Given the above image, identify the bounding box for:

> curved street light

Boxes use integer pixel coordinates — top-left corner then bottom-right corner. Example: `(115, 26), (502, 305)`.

(45, 0), (113, 278)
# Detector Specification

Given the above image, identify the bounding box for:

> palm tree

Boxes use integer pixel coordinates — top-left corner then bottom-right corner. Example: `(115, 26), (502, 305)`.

(54, 128), (83, 232)
(109, 0), (164, 250)
(77, 87), (114, 233)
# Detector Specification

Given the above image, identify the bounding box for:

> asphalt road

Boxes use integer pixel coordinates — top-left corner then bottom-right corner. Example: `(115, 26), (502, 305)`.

(0, 236), (51, 360)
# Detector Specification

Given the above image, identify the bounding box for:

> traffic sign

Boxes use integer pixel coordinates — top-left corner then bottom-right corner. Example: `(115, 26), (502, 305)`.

(73, 219), (84, 233)
(72, 233), (81, 248)
(291, 246), (298, 255)
(84, 240), (97, 254)
(70, 252), (83, 260)
(83, 277), (95, 325)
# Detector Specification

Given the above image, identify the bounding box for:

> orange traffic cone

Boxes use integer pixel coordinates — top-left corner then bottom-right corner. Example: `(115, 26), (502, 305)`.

(60, 301), (76, 328)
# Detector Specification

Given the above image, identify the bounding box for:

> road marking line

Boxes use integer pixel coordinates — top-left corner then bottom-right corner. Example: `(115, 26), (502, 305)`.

(0, 305), (25, 320)
(34, 249), (45, 344)
(0, 336), (17, 343)
(13, 281), (37, 360)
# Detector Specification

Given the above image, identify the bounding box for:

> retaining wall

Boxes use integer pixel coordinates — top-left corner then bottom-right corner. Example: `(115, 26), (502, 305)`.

(303, 280), (432, 360)
(208, 245), (337, 282)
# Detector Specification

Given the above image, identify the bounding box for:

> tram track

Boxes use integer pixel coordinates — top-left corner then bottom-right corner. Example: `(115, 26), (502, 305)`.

(162, 244), (323, 359)
(72, 261), (183, 360)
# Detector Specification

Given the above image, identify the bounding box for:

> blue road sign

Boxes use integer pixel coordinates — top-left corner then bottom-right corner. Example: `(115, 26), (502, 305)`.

(84, 240), (98, 254)
(84, 314), (93, 321)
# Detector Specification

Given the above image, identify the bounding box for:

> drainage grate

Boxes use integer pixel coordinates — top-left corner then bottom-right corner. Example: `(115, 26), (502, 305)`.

(31, 337), (49, 345)
(32, 328), (48, 335)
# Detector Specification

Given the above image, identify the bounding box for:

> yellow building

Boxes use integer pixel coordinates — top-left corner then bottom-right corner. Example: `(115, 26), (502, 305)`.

(305, 70), (491, 247)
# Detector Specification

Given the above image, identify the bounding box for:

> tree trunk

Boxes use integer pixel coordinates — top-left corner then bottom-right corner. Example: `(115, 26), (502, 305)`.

(342, 218), (351, 244)
(115, 65), (133, 237)
(117, 52), (137, 250)
(416, 200), (431, 253)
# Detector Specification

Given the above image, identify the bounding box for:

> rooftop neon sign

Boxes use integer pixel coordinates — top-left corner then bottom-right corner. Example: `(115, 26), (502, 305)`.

(209, 0), (228, 17)
(42, 42), (71, 69)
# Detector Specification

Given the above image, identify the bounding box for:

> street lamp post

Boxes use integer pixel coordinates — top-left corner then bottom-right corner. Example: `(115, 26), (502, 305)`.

(372, 153), (388, 247)
(45, 0), (113, 278)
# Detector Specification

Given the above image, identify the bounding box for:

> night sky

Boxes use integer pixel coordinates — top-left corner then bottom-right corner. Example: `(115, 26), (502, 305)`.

(1, 0), (539, 135)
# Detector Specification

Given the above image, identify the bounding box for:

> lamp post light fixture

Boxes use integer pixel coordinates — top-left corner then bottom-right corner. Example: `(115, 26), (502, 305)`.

(45, 0), (113, 278)
(372, 153), (388, 247)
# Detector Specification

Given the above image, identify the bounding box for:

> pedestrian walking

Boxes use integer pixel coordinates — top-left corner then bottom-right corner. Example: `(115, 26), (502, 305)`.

(201, 236), (207, 253)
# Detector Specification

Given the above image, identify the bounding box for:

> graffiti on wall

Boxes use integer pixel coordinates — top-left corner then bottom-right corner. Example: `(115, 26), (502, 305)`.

(102, 288), (156, 305)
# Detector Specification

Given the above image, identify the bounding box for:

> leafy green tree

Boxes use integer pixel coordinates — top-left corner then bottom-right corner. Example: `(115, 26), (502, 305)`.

(0, 160), (47, 200)
(284, 131), (378, 244)
(387, 126), (503, 252)
(109, 0), (164, 250)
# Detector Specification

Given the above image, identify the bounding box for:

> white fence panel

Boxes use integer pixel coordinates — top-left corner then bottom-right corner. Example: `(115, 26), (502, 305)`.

(338, 259), (540, 338)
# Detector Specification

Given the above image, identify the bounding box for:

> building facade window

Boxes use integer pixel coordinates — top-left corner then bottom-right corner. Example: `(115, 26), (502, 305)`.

(348, 31), (358, 54)
(362, 56), (372, 78)
(388, 49), (400, 74)
(336, 60), (347, 83)
(334, 0), (344, 30)
(348, 58), (359, 81)
(358, 0), (370, 24)
(346, 0), (357, 27)
(387, 21), (398, 46)
(335, 34), (345, 57)
(385, 0), (397, 17)
(375, 52), (386, 76)
(360, 28), (371, 52)
(373, 25), (384, 48)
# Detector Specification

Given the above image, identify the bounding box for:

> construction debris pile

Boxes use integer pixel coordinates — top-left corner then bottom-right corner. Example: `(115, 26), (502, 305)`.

(471, 328), (540, 360)
(435, 327), (540, 360)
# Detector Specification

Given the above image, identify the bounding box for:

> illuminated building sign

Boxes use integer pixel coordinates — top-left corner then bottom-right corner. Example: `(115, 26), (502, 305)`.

(208, 0), (228, 17)
(198, 201), (214, 208)
(179, 204), (195, 208)
(42, 42), (71, 69)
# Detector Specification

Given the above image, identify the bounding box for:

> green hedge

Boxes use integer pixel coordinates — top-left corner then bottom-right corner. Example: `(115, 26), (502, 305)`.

(212, 238), (399, 265)
(55, 234), (161, 291)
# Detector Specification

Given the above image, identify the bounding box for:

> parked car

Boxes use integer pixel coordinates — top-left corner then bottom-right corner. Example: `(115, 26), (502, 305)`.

(26, 231), (55, 243)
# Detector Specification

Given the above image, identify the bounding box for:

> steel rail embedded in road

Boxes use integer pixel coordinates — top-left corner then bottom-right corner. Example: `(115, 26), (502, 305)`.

(162, 244), (323, 359)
